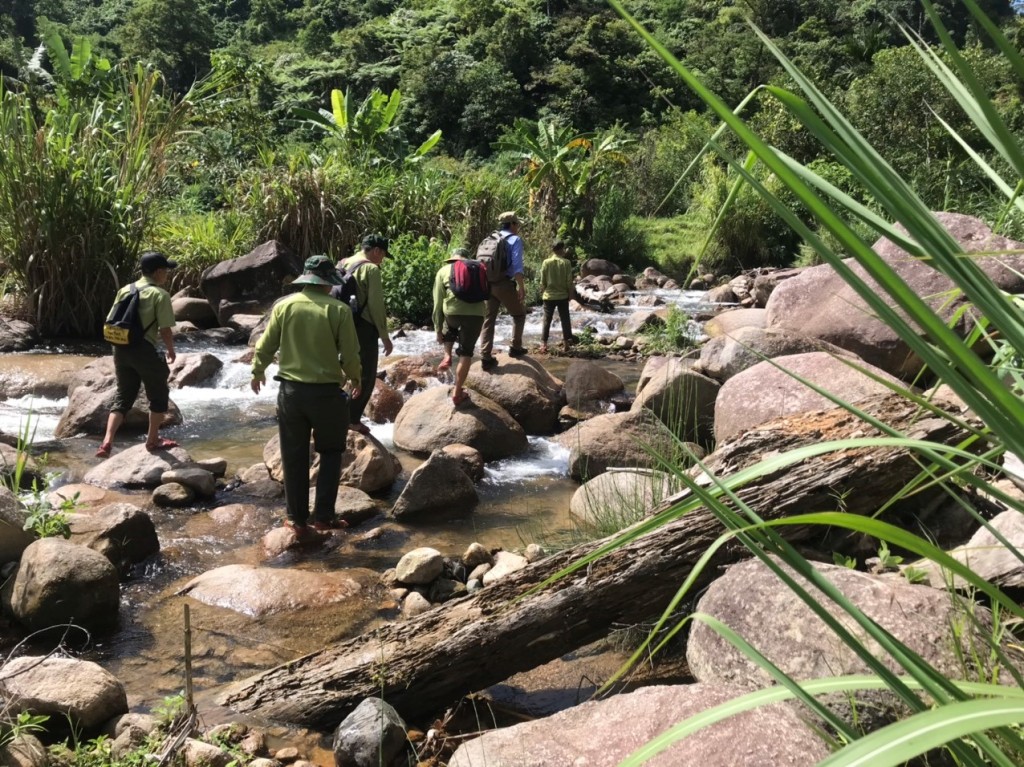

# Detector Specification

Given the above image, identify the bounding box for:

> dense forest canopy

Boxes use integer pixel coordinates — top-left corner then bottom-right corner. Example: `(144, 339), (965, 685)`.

(2, 0), (1024, 336)
(1, 0), (1017, 153)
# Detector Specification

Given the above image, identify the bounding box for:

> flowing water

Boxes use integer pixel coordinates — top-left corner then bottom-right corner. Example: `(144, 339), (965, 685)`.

(0, 289), (708, 728)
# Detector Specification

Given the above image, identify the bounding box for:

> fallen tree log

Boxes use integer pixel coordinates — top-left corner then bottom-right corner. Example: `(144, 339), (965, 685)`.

(219, 394), (973, 728)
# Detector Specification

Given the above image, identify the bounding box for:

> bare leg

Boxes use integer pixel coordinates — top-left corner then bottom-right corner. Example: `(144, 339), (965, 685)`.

(453, 354), (473, 400)
(439, 342), (454, 371)
(101, 412), (124, 449)
(145, 411), (164, 448)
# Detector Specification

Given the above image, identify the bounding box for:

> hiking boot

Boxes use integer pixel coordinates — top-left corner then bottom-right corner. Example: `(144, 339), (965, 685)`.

(481, 356), (498, 371)
(508, 347), (528, 358)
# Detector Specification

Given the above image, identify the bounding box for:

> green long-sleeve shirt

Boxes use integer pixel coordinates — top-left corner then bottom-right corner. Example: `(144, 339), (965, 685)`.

(540, 254), (575, 301)
(340, 255), (389, 340)
(432, 261), (487, 332)
(251, 288), (362, 386)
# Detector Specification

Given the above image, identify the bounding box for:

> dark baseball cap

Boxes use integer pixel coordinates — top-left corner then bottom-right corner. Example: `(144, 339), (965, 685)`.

(292, 254), (344, 286)
(139, 251), (178, 273)
(361, 233), (391, 258)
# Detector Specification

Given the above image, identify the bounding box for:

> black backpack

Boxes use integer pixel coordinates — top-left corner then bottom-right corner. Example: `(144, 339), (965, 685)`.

(475, 230), (512, 283)
(449, 259), (490, 303)
(330, 260), (371, 316)
(103, 283), (154, 346)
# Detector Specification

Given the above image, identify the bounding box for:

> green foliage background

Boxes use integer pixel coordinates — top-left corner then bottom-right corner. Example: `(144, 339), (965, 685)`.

(2, 0), (1024, 331)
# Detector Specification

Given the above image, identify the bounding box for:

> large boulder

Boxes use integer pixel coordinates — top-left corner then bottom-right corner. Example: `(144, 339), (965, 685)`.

(916, 510), (1024, 590)
(558, 409), (679, 482)
(67, 503), (159, 572)
(367, 379), (404, 423)
(8, 538), (120, 634)
(569, 469), (679, 530)
(178, 564), (374, 618)
(167, 353), (223, 388)
(380, 353), (438, 391)
(448, 683), (827, 767)
(391, 450), (478, 520)
(171, 296), (219, 329)
(765, 212), (1024, 378)
(200, 240), (302, 325)
(563, 360), (624, 406)
(0, 656), (128, 733)
(580, 258), (621, 278)
(703, 308), (766, 338)
(631, 358), (718, 445)
(695, 326), (851, 382)
(263, 431), (401, 494)
(688, 558), (1001, 730)
(714, 351), (904, 443)
(394, 386), (527, 461)
(54, 358), (183, 438)
(83, 444), (191, 489)
(0, 486), (33, 565)
(465, 355), (563, 435)
(0, 317), (36, 352)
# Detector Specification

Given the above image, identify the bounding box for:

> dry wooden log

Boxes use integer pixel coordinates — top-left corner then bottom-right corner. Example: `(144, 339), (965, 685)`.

(218, 394), (973, 728)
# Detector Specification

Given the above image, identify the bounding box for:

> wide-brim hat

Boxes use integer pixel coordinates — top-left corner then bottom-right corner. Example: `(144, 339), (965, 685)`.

(497, 210), (520, 226)
(294, 254), (343, 286)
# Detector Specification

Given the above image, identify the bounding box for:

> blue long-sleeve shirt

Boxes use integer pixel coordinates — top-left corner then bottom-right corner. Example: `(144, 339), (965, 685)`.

(501, 228), (525, 279)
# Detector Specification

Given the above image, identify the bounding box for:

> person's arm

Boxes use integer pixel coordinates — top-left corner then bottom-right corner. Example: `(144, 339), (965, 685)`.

(363, 267), (394, 355)
(510, 237), (526, 300)
(336, 306), (363, 393)
(251, 308), (282, 394)
(155, 290), (176, 362)
(432, 267), (446, 342)
(540, 259), (550, 294)
(159, 327), (176, 364)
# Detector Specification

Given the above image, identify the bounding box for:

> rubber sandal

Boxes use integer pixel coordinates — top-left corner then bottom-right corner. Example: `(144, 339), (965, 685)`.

(452, 390), (470, 407)
(311, 518), (349, 532)
(437, 357), (452, 372)
(348, 423), (370, 435)
(145, 437), (178, 451)
(95, 442), (112, 459)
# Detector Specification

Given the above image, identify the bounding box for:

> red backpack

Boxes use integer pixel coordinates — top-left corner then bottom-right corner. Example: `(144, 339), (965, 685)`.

(449, 259), (490, 303)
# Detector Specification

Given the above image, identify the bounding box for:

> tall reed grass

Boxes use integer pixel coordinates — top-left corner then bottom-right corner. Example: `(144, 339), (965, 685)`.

(0, 65), (194, 337)
(548, 0), (1024, 763)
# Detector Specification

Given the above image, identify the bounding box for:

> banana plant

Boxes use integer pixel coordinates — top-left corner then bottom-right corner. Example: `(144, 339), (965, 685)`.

(294, 86), (441, 166)
(497, 117), (632, 238)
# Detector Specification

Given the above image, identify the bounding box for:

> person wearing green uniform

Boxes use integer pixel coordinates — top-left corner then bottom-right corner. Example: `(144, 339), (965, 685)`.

(251, 255), (362, 539)
(338, 233), (394, 435)
(538, 240), (576, 353)
(432, 247), (487, 406)
(97, 251), (179, 458)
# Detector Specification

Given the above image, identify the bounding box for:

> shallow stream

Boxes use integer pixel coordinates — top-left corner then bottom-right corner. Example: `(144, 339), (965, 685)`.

(0, 290), (706, 735)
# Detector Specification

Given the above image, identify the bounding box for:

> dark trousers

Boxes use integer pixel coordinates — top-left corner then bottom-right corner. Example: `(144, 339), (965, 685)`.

(541, 299), (572, 344)
(350, 319), (379, 423)
(111, 343), (170, 413)
(277, 380), (349, 525)
(481, 279), (526, 358)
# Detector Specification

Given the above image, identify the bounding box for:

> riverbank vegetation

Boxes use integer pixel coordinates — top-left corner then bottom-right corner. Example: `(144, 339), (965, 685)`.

(550, 0), (1024, 763)
(1, 1), (1023, 336)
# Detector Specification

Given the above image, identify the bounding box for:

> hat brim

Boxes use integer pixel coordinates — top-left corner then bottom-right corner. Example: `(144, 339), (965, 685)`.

(165, 259), (179, 269)
(293, 273), (341, 287)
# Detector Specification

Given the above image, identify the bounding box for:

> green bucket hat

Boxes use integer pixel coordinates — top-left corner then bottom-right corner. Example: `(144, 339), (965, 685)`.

(293, 255), (343, 286)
